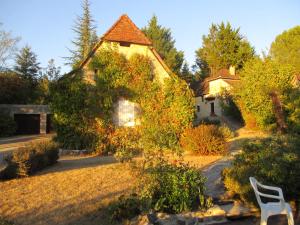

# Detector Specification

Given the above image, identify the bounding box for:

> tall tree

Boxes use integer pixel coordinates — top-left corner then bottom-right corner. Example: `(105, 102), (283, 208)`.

(0, 23), (20, 69)
(67, 0), (97, 68)
(14, 45), (40, 82)
(14, 45), (41, 103)
(270, 26), (300, 72)
(45, 59), (61, 81)
(180, 61), (193, 83)
(195, 22), (254, 78)
(142, 15), (184, 75)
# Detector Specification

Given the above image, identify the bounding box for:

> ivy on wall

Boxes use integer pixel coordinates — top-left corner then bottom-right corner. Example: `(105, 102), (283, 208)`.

(51, 48), (195, 153)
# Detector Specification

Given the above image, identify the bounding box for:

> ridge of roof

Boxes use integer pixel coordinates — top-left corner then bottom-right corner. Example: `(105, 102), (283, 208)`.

(102, 14), (152, 45)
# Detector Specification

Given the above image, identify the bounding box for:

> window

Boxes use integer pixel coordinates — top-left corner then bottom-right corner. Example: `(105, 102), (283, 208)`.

(119, 42), (131, 47)
(197, 105), (200, 112)
(118, 99), (135, 127)
(210, 102), (215, 116)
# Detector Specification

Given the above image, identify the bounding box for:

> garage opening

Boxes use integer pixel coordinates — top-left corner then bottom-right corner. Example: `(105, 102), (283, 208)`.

(14, 114), (40, 135)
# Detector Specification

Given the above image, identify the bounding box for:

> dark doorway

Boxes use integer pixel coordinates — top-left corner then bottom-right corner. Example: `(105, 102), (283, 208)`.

(210, 102), (215, 116)
(14, 114), (40, 135)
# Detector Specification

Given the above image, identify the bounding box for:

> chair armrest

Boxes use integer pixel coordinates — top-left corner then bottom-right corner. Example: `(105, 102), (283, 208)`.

(256, 189), (285, 201)
(256, 181), (284, 199)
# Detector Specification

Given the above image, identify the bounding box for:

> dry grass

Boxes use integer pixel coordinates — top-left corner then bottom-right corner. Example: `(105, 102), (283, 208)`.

(0, 154), (221, 225)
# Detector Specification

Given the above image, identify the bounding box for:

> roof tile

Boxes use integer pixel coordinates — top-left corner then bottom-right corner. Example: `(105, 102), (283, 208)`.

(102, 14), (152, 45)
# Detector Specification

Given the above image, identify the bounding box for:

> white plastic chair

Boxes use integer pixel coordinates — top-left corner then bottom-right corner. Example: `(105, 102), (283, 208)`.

(249, 177), (294, 225)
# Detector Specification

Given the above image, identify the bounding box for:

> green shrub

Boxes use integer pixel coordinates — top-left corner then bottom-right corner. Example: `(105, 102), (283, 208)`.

(0, 217), (14, 225)
(108, 194), (145, 221)
(199, 118), (221, 126)
(0, 112), (16, 137)
(223, 135), (300, 206)
(0, 140), (59, 180)
(140, 157), (212, 213)
(218, 124), (235, 139)
(111, 127), (141, 162)
(180, 125), (227, 155)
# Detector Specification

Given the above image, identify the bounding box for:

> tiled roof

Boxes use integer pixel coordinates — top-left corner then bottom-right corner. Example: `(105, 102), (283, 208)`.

(102, 14), (152, 45)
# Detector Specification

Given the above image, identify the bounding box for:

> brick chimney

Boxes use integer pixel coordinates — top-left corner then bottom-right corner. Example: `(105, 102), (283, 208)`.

(229, 66), (235, 75)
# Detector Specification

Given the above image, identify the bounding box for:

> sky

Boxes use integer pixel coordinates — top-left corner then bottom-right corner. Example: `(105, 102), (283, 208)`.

(0, 0), (299, 73)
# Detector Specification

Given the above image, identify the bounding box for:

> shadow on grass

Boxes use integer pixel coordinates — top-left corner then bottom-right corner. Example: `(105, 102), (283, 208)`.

(6, 188), (131, 225)
(37, 155), (118, 176)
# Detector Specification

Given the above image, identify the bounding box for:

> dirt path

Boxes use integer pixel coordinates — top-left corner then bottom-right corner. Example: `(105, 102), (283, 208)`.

(202, 127), (269, 198)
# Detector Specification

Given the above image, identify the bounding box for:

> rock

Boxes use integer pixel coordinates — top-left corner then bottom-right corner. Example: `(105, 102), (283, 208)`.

(204, 205), (226, 217)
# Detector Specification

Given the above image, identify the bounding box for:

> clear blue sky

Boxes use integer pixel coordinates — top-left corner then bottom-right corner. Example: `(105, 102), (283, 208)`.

(0, 0), (299, 73)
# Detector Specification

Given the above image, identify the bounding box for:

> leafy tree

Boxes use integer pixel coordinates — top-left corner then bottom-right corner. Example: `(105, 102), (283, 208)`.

(0, 71), (30, 104)
(67, 0), (97, 68)
(45, 59), (61, 81)
(14, 45), (40, 82)
(270, 26), (300, 72)
(0, 23), (20, 68)
(142, 15), (184, 75)
(195, 22), (255, 78)
(235, 58), (296, 131)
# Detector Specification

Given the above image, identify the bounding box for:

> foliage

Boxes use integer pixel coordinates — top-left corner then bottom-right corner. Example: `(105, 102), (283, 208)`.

(180, 61), (193, 83)
(220, 91), (244, 124)
(14, 45), (40, 82)
(0, 23), (20, 68)
(14, 45), (41, 103)
(53, 49), (194, 153)
(180, 124), (227, 155)
(111, 127), (141, 162)
(235, 58), (296, 131)
(223, 136), (300, 206)
(50, 75), (105, 152)
(108, 194), (144, 221)
(270, 25), (300, 72)
(195, 22), (254, 78)
(0, 140), (59, 180)
(45, 59), (61, 81)
(0, 217), (14, 225)
(284, 88), (300, 134)
(218, 124), (235, 139)
(0, 112), (16, 137)
(142, 15), (184, 75)
(140, 156), (211, 213)
(0, 71), (31, 104)
(66, 0), (97, 67)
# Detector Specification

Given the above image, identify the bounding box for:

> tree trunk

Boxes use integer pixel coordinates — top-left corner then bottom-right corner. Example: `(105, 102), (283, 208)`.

(269, 91), (287, 133)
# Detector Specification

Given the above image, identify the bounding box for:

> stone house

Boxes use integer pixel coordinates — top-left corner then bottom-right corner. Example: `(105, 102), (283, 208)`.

(194, 66), (240, 120)
(72, 14), (173, 127)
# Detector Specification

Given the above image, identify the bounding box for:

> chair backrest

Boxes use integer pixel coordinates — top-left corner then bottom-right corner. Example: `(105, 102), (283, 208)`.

(249, 177), (263, 206)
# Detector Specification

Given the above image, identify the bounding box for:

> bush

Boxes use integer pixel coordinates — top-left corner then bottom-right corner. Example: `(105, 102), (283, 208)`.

(0, 217), (14, 225)
(180, 125), (227, 155)
(218, 124), (235, 139)
(108, 194), (145, 221)
(0, 140), (59, 180)
(0, 112), (16, 137)
(223, 135), (300, 206)
(140, 157), (212, 213)
(111, 127), (141, 162)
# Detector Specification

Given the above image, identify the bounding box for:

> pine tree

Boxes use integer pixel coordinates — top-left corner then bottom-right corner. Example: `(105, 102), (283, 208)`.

(142, 15), (184, 75)
(180, 61), (193, 83)
(67, 0), (97, 68)
(14, 45), (40, 82)
(14, 45), (40, 103)
(195, 22), (254, 78)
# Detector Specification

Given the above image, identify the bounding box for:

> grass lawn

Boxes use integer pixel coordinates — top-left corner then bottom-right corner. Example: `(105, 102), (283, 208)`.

(0, 154), (221, 225)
